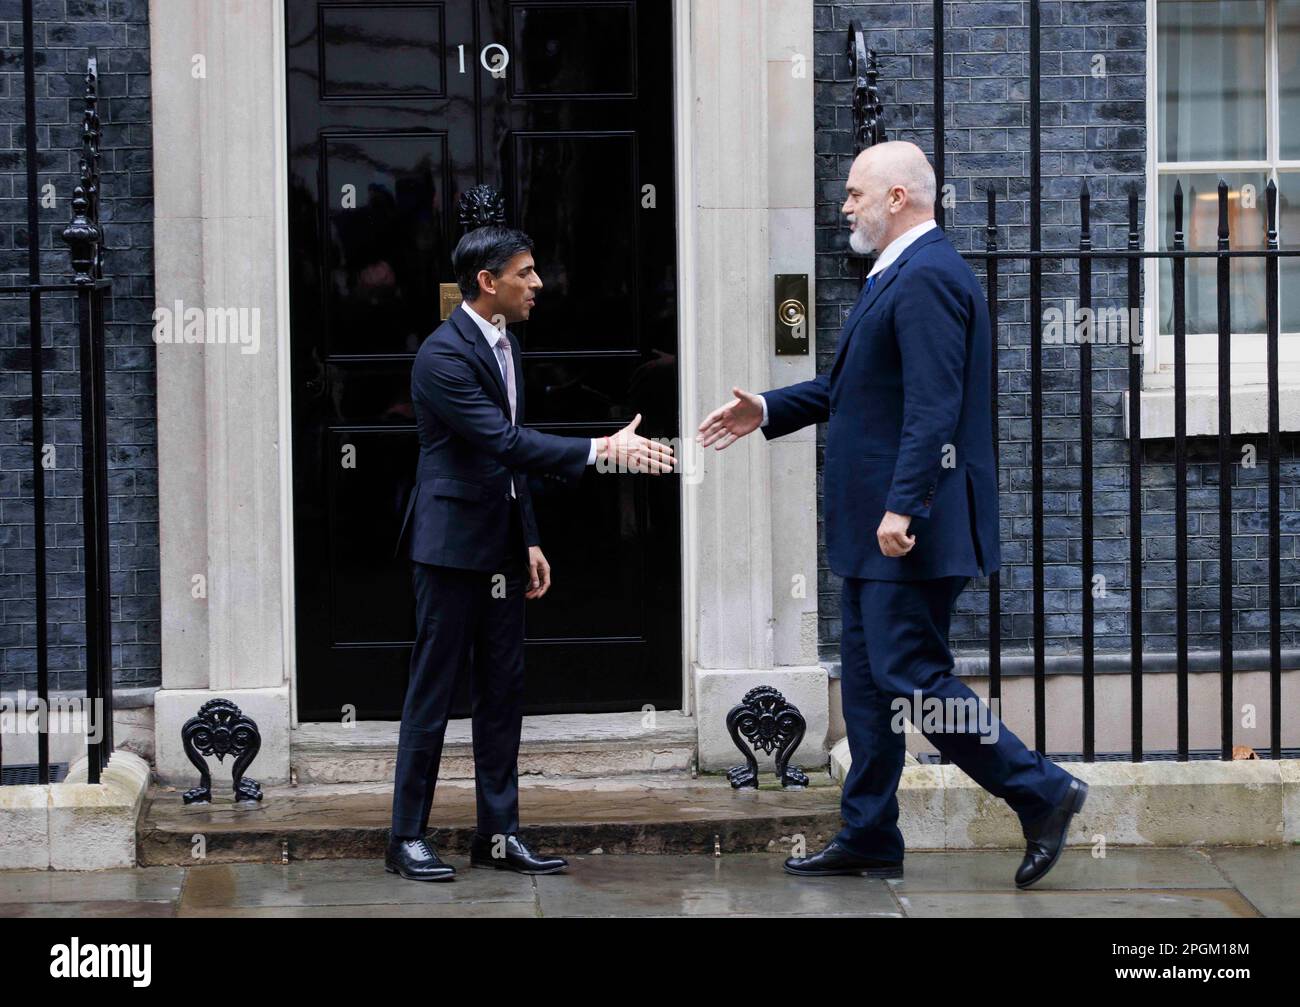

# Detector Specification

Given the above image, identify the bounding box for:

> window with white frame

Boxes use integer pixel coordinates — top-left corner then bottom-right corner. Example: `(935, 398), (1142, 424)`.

(1149, 0), (1300, 385)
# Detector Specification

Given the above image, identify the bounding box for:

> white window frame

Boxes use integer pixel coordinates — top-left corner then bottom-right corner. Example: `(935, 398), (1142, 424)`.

(1139, 0), (1300, 435)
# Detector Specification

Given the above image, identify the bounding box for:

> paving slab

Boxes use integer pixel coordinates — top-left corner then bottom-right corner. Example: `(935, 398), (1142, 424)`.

(176, 857), (537, 913)
(890, 848), (1232, 893)
(0, 866), (185, 904)
(894, 889), (1261, 918)
(532, 853), (902, 917)
(0, 848), (1292, 917)
(1204, 847), (1300, 917)
(178, 900), (537, 918)
(0, 900), (177, 918)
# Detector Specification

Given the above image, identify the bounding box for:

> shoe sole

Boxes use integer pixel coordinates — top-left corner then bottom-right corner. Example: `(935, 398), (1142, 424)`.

(783, 864), (903, 879)
(1015, 779), (1089, 890)
(470, 860), (568, 875)
(385, 863), (456, 882)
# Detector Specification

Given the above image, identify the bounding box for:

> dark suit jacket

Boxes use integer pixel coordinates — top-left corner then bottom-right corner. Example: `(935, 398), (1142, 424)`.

(393, 304), (590, 571)
(762, 226), (1000, 581)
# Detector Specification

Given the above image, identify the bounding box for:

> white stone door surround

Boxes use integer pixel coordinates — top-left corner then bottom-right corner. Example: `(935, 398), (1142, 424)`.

(148, 0), (824, 785)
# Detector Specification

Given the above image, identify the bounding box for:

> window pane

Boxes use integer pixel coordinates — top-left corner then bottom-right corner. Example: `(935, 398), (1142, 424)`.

(1158, 172), (1272, 336)
(1280, 2), (1300, 157)
(1158, 0), (1266, 162)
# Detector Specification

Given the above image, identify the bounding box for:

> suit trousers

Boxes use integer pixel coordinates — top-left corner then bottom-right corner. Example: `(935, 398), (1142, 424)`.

(390, 503), (528, 839)
(835, 575), (1074, 862)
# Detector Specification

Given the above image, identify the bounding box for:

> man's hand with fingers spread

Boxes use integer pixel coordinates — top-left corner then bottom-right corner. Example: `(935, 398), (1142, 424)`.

(596, 413), (676, 473)
(696, 386), (764, 450)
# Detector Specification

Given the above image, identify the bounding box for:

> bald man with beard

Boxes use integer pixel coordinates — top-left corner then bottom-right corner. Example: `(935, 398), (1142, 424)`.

(698, 141), (1087, 889)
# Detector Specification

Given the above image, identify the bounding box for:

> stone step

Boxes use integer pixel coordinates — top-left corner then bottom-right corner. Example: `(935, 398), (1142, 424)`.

(137, 773), (843, 865)
(291, 711), (698, 784)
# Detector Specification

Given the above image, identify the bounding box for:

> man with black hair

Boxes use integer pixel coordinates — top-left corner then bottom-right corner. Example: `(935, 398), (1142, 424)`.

(387, 225), (674, 881)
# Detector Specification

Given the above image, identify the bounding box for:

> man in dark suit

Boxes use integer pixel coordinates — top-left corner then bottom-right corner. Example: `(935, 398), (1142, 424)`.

(387, 225), (674, 881)
(698, 141), (1086, 889)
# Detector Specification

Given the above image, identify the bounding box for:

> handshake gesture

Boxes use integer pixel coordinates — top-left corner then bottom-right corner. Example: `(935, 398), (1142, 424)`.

(596, 413), (676, 474)
(696, 386), (764, 450)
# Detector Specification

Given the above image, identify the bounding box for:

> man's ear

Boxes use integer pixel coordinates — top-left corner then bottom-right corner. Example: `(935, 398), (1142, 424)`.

(475, 268), (497, 298)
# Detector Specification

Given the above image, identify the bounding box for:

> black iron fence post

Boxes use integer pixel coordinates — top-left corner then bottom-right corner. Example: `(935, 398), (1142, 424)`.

(1215, 180), (1234, 760)
(1127, 187), (1143, 761)
(20, 0), (50, 784)
(985, 189), (1001, 706)
(1265, 180), (1282, 761)
(1079, 181), (1095, 762)
(61, 57), (113, 782)
(1173, 181), (1190, 761)
(0, 33), (114, 789)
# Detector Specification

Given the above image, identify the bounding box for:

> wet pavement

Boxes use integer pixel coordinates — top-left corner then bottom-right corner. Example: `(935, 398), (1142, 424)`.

(0, 846), (1294, 917)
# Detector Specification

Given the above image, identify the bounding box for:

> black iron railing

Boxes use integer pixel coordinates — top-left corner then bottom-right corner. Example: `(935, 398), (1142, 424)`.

(847, 9), (1290, 763)
(0, 9), (113, 786)
(971, 181), (1290, 764)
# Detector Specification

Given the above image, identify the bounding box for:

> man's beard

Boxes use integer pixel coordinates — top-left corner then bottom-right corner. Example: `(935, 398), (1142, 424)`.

(848, 207), (887, 255)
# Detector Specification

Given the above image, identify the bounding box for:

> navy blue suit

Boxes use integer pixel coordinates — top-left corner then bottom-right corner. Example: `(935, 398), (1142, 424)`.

(763, 227), (1072, 860)
(390, 304), (590, 839)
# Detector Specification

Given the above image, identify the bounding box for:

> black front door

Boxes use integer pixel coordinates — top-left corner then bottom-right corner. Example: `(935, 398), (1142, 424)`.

(285, 0), (681, 721)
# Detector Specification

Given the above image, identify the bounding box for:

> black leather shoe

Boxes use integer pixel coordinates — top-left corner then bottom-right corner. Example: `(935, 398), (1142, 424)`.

(783, 839), (903, 878)
(470, 833), (568, 874)
(385, 834), (456, 882)
(1015, 778), (1089, 889)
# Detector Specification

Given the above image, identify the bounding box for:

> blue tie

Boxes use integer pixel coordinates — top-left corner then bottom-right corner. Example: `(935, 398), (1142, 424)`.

(866, 273), (877, 294)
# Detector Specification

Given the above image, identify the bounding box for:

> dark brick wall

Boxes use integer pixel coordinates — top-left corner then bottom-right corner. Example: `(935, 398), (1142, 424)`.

(814, 1), (1300, 663)
(0, 0), (157, 693)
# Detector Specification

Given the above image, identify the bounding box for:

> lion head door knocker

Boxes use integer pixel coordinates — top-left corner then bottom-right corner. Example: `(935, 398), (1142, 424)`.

(180, 698), (263, 805)
(725, 686), (810, 790)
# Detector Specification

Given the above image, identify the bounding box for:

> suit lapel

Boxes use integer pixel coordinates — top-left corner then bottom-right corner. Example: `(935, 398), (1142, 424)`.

(451, 305), (511, 414)
(829, 227), (947, 382)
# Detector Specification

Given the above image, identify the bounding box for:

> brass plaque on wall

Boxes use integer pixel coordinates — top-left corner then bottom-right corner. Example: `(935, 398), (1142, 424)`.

(439, 283), (461, 320)
(774, 274), (809, 355)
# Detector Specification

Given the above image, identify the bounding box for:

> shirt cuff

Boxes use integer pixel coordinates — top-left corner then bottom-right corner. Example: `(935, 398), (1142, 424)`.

(759, 394), (769, 428)
(587, 438), (598, 465)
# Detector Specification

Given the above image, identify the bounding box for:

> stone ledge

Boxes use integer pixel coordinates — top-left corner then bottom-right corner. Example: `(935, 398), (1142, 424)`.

(826, 649), (1300, 679)
(138, 773), (845, 864)
(0, 686), (158, 709)
(1126, 382), (1300, 438)
(0, 750), (151, 871)
(830, 737), (1299, 848)
(292, 711), (699, 784)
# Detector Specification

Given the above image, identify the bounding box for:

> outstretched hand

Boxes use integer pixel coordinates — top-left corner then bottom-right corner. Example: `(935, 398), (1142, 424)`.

(696, 387), (764, 450)
(597, 413), (676, 474)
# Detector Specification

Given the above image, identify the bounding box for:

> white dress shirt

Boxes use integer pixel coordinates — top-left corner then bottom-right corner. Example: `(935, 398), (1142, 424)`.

(461, 301), (599, 468)
(759, 218), (938, 428)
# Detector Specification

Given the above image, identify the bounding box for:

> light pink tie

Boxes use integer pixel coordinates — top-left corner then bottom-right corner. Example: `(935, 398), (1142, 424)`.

(492, 332), (519, 499)
(492, 332), (517, 423)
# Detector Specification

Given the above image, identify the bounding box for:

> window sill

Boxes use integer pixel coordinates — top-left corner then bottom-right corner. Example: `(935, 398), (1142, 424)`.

(1124, 382), (1300, 438)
